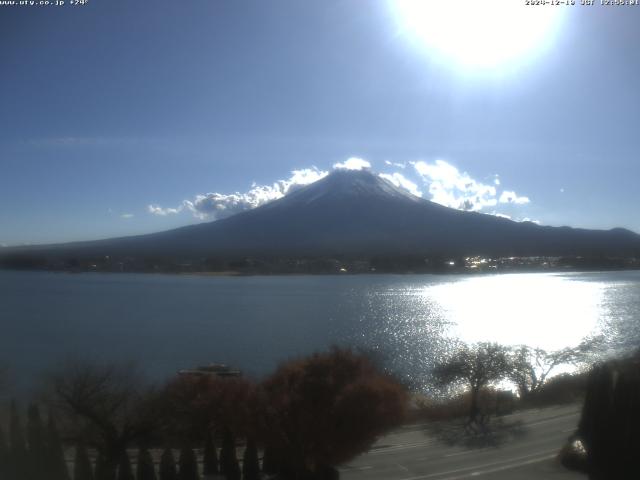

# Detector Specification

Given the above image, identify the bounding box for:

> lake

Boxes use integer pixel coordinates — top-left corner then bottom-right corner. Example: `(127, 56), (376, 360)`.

(1, 270), (639, 390)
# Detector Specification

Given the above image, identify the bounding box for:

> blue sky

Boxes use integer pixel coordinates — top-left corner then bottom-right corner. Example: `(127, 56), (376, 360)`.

(1, 0), (639, 245)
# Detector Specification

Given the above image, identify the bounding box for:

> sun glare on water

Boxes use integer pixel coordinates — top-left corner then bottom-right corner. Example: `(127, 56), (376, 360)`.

(423, 274), (605, 351)
(391, 0), (566, 69)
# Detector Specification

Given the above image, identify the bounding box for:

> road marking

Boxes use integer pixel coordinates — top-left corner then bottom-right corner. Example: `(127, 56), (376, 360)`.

(444, 447), (492, 458)
(524, 412), (579, 428)
(399, 449), (558, 480)
(453, 454), (556, 479)
(371, 416), (575, 461)
(402, 423), (435, 430)
(438, 430), (568, 460)
(368, 440), (437, 456)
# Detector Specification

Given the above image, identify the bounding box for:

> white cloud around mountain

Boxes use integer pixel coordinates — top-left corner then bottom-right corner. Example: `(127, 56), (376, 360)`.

(412, 159), (500, 211)
(384, 160), (407, 169)
(333, 157), (371, 171)
(499, 190), (530, 205)
(149, 167), (328, 220)
(147, 157), (531, 221)
(147, 204), (183, 216)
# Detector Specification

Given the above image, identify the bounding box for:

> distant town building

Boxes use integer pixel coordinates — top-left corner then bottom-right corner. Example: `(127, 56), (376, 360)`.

(178, 363), (242, 378)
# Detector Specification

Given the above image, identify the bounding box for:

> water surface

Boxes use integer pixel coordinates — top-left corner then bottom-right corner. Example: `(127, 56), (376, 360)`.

(1, 270), (639, 388)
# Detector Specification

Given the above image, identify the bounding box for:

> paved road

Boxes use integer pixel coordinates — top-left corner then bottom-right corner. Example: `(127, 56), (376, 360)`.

(340, 404), (586, 480)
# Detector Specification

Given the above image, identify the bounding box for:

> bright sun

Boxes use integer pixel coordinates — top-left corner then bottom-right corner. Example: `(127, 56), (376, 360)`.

(391, 0), (565, 69)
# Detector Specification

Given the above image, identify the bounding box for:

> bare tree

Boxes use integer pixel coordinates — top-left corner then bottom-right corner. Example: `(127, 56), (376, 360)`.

(433, 342), (510, 427)
(508, 345), (576, 400)
(48, 361), (159, 480)
(574, 334), (607, 365)
(508, 334), (607, 401)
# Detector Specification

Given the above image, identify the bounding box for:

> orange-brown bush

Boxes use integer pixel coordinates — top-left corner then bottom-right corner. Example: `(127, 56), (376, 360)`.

(160, 374), (253, 442)
(256, 347), (408, 477)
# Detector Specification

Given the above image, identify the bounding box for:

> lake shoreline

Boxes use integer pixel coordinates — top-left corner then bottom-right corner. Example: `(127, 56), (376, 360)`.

(2, 264), (640, 278)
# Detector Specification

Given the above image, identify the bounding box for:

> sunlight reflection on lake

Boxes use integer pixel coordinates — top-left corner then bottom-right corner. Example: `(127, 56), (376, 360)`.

(353, 271), (639, 385)
(422, 274), (605, 350)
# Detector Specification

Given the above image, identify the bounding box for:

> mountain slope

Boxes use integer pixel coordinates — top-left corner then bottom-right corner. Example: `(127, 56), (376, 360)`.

(4, 169), (640, 260)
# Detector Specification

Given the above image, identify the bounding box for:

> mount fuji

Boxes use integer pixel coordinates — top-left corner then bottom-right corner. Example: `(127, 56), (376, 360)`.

(3, 169), (640, 264)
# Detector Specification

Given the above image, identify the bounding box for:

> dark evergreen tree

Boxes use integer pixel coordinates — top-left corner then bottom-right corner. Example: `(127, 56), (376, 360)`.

(315, 465), (339, 480)
(137, 447), (157, 480)
(74, 443), (94, 480)
(0, 424), (9, 480)
(27, 404), (46, 480)
(219, 429), (240, 480)
(10, 401), (28, 480)
(261, 446), (278, 475)
(178, 446), (198, 480)
(202, 432), (218, 476)
(241, 439), (260, 480)
(95, 450), (118, 480)
(46, 412), (70, 480)
(95, 452), (109, 480)
(159, 448), (178, 480)
(577, 353), (640, 479)
(116, 452), (134, 480)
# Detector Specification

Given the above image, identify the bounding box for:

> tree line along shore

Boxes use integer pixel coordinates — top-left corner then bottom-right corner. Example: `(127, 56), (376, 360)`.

(2, 252), (639, 275)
